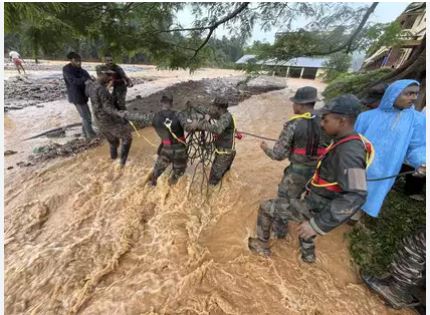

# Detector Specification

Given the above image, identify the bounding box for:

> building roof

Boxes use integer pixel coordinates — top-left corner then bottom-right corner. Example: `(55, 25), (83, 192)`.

(404, 2), (426, 14)
(235, 55), (330, 68)
(235, 54), (257, 64)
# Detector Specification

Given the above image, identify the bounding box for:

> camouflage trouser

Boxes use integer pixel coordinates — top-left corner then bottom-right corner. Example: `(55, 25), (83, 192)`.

(257, 197), (311, 242)
(153, 144), (188, 183)
(209, 151), (236, 185)
(101, 123), (132, 165)
(390, 229), (426, 288)
(278, 163), (315, 199)
(113, 86), (127, 110)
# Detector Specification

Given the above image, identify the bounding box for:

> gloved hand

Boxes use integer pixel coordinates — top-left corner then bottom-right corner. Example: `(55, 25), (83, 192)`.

(413, 164), (426, 177)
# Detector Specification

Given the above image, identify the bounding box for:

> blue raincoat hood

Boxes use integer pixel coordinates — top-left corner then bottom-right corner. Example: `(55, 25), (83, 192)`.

(355, 79), (425, 217)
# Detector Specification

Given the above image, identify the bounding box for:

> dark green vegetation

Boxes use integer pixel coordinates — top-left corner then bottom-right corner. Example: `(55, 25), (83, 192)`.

(348, 184), (425, 275)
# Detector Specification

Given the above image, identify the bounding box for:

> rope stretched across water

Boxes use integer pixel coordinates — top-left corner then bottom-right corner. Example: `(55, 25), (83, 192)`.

(237, 130), (422, 182)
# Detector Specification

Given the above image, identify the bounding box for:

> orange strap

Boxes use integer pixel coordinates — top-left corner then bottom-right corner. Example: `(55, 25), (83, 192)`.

(310, 134), (374, 192)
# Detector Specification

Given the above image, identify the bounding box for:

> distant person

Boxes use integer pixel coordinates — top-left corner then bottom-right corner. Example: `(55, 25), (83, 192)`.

(85, 65), (132, 167)
(104, 54), (134, 111)
(260, 86), (328, 238)
(63, 52), (97, 140)
(9, 50), (26, 75)
(355, 80), (426, 218)
(248, 95), (374, 262)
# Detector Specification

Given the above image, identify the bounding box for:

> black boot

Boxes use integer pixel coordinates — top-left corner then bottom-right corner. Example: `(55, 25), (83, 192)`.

(361, 274), (418, 309)
(299, 237), (316, 263)
(110, 144), (118, 160)
(119, 141), (131, 166)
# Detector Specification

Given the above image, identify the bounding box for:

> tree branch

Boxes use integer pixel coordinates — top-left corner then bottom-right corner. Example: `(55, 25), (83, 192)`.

(289, 2), (378, 57)
(188, 2), (250, 62)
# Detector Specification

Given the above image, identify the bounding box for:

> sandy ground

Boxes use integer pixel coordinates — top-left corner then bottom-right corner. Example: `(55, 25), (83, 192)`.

(4, 63), (413, 315)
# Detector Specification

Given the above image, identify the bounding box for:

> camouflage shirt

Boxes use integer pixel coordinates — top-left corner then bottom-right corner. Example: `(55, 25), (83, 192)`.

(306, 132), (368, 234)
(85, 81), (125, 130)
(263, 114), (329, 166)
(196, 111), (235, 150)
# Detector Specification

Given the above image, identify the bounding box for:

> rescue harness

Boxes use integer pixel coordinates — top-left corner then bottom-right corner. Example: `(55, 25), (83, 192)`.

(163, 118), (186, 145)
(288, 112), (326, 158)
(214, 115), (242, 155)
(310, 134), (374, 192)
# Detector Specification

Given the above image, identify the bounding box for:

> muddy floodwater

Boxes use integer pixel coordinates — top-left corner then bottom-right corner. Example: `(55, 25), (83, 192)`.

(4, 66), (412, 315)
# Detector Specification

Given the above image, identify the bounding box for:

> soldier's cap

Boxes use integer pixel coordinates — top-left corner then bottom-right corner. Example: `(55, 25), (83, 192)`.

(320, 94), (362, 117)
(96, 65), (116, 76)
(289, 86), (319, 104)
(361, 83), (388, 105)
(212, 96), (229, 108)
(160, 94), (173, 103)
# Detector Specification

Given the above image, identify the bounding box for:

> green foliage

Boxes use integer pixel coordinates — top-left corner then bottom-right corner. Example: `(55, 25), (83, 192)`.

(363, 21), (403, 57)
(322, 68), (392, 100)
(322, 52), (352, 82)
(5, 2), (387, 70)
(348, 189), (425, 275)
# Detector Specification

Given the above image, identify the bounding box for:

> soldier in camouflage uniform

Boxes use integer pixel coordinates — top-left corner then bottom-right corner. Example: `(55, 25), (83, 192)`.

(362, 229), (425, 310)
(104, 54), (133, 111)
(125, 94), (191, 186)
(189, 97), (237, 186)
(85, 65), (132, 167)
(249, 95), (373, 262)
(260, 86), (328, 238)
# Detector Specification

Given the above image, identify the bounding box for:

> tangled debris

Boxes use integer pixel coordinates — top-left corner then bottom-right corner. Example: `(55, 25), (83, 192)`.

(126, 75), (286, 116)
(29, 137), (103, 163)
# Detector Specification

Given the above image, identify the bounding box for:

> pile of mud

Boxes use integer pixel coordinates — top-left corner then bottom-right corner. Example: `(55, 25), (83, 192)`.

(127, 75), (286, 114)
(5, 76), (146, 111)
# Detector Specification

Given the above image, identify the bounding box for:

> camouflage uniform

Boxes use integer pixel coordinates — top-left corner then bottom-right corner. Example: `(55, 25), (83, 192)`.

(126, 109), (189, 185)
(86, 80), (132, 165)
(194, 106), (236, 186)
(262, 114), (328, 238)
(362, 229), (426, 309)
(108, 64), (129, 110)
(251, 131), (368, 261)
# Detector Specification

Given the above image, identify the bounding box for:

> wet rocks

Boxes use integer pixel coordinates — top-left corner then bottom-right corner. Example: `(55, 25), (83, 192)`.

(4, 150), (18, 156)
(29, 137), (103, 163)
(5, 76), (67, 111)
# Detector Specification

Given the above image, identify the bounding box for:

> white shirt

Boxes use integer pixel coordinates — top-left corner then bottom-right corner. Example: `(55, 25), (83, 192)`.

(9, 51), (20, 59)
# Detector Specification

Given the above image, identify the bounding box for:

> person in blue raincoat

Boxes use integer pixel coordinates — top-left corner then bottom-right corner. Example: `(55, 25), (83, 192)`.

(355, 79), (426, 217)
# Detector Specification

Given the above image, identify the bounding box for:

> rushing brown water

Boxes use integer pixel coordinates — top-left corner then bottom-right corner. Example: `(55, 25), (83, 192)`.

(5, 75), (412, 315)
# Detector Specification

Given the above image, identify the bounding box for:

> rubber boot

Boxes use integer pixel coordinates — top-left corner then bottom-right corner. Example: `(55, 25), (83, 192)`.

(299, 237), (316, 263)
(361, 274), (418, 309)
(248, 237), (271, 256)
(119, 141), (131, 167)
(110, 144), (118, 160)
